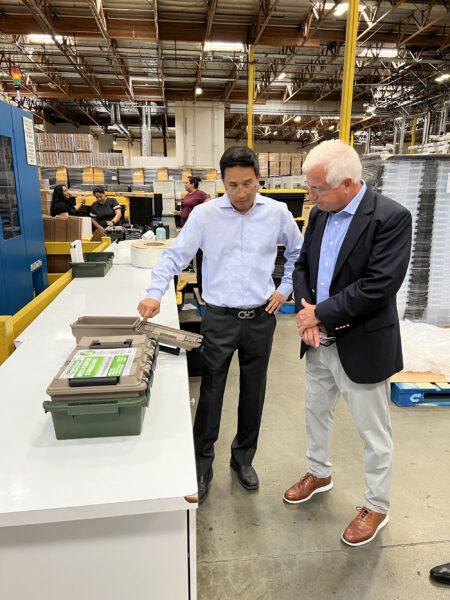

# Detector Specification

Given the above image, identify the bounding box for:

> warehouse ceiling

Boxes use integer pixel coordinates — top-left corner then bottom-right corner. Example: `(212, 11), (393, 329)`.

(0, 0), (449, 147)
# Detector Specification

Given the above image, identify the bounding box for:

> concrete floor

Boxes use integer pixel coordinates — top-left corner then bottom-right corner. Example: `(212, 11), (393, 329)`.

(187, 313), (450, 600)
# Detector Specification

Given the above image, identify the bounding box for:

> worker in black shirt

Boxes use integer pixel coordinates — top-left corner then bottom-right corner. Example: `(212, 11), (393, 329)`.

(90, 186), (122, 233)
(50, 184), (84, 217)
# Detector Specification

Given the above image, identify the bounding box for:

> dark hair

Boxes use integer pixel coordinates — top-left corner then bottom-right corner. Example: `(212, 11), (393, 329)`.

(93, 185), (105, 195)
(187, 176), (201, 189)
(219, 146), (259, 178)
(50, 184), (67, 216)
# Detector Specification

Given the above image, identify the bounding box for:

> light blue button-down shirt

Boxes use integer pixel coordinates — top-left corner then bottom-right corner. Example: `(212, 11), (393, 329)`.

(316, 181), (366, 304)
(146, 192), (303, 308)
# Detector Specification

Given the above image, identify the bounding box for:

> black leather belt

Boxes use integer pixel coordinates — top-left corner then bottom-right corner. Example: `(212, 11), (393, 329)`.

(206, 303), (268, 320)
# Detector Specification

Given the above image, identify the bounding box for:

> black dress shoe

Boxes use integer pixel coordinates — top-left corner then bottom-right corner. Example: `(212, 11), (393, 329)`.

(430, 562), (450, 584)
(198, 468), (213, 504)
(230, 457), (259, 490)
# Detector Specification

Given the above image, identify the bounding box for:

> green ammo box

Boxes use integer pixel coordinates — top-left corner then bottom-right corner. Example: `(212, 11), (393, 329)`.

(44, 334), (158, 440)
(70, 251), (114, 277)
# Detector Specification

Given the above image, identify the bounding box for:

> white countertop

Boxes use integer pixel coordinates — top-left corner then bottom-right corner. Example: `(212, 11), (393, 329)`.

(0, 264), (197, 527)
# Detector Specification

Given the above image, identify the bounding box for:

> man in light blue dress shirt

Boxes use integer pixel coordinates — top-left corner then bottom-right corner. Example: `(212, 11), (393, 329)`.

(138, 147), (303, 503)
(284, 140), (412, 547)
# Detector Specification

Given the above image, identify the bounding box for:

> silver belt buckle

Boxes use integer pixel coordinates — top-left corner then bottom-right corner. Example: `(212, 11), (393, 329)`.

(237, 309), (256, 320)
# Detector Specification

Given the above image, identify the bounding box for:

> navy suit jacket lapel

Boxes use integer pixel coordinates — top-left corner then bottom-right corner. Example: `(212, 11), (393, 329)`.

(331, 187), (375, 283)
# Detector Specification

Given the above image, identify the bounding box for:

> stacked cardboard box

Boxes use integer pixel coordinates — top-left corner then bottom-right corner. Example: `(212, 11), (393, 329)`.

(269, 153), (280, 176)
(258, 153), (269, 178)
(56, 134), (75, 152)
(58, 152), (78, 167)
(91, 153), (111, 167)
(144, 168), (159, 183)
(103, 168), (118, 185)
(43, 215), (82, 242)
(93, 168), (105, 184)
(158, 167), (169, 180)
(280, 153), (291, 176)
(133, 168), (144, 184)
(56, 167), (68, 184)
(38, 152), (59, 167)
(40, 190), (52, 216)
(117, 168), (133, 185)
(301, 201), (315, 232)
(108, 153), (125, 167)
(290, 154), (302, 176)
(43, 215), (83, 273)
(36, 133), (58, 151)
(67, 168), (83, 187)
(192, 169), (207, 180)
(73, 134), (94, 152)
(76, 152), (92, 167)
(82, 168), (94, 185)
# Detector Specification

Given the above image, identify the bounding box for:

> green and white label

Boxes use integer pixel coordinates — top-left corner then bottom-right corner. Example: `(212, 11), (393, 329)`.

(61, 348), (137, 379)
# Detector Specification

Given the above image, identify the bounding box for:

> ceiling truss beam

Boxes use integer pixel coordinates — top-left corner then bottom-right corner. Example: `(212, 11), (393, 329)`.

(250, 0), (281, 45)
(86, 0), (134, 101)
(194, 0), (219, 93)
(19, 0), (109, 112)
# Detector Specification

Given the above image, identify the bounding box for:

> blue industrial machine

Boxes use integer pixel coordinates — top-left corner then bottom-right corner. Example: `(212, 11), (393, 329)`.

(0, 99), (48, 315)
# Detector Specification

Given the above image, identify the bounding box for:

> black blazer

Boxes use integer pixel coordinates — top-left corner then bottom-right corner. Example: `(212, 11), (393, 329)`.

(293, 186), (412, 384)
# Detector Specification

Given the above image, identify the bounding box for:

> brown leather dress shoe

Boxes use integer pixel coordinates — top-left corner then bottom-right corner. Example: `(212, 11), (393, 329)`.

(283, 472), (333, 504)
(341, 506), (389, 546)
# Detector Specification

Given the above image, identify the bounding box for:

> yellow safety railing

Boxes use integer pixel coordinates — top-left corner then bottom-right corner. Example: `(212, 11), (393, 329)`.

(0, 237), (110, 365)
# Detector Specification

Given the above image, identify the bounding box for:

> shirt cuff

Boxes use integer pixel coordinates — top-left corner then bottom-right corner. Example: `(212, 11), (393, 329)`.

(276, 283), (292, 299)
(145, 288), (163, 303)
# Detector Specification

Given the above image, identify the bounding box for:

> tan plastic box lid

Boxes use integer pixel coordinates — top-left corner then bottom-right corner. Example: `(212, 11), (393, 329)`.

(46, 334), (156, 402)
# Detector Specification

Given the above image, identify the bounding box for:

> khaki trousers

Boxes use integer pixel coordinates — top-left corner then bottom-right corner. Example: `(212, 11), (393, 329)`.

(305, 343), (393, 514)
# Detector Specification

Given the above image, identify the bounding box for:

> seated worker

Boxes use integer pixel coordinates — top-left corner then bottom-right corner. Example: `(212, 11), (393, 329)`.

(90, 186), (122, 233)
(50, 184), (84, 217)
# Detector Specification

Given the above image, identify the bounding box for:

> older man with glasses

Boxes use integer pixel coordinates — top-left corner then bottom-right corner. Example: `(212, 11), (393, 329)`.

(284, 139), (412, 546)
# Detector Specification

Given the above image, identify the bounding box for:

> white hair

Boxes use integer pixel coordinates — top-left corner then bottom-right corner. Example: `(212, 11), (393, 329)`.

(302, 139), (362, 188)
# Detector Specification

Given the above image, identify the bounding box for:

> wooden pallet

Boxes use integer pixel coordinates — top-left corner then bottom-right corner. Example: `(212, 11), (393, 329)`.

(391, 381), (450, 407)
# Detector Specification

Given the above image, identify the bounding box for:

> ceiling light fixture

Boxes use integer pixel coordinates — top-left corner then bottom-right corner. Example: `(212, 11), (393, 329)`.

(26, 34), (65, 44)
(204, 42), (245, 52)
(334, 3), (349, 17)
(435, 73), (450, 83)
(195, 87), (203, 95)
(278, 72), (287, 80)
(358, 47), (398, 59)
(294, 116), (301, 122)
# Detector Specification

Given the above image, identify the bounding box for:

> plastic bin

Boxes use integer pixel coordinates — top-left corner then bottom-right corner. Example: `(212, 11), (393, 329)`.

(70, 316), (202, 351)
(71, 316), (140, 341)
(70, 251), (114, 277)
(44, 334), (158, 439)
(43, 395), (149, 439)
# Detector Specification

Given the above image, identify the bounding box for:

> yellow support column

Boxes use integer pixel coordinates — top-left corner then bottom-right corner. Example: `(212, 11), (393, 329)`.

(247, 45), (255, 150)
(339, 0), (360, 144)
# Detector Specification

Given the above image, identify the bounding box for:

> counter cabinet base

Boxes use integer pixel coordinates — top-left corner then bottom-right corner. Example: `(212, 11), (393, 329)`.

(0, 508), (196, 600)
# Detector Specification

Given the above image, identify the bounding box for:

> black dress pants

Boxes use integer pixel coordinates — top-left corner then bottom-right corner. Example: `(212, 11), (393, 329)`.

(193, 304), (276, 477)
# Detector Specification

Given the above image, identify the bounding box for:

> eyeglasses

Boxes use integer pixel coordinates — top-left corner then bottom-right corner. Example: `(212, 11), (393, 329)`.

(306, 184), (330, 194)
